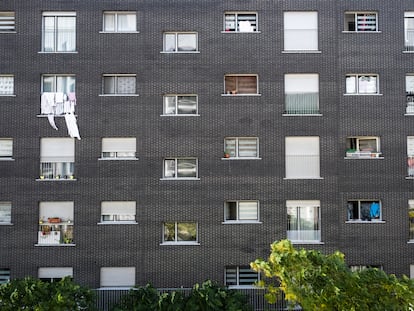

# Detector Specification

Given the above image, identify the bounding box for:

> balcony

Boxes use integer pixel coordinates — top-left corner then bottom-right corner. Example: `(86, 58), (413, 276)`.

(287, 230), (321, 242)
(38, 219), (73, 245)
(40, 162), (74, 180)
(405, 30), (414, 52)
(284, 93), (319, 115)
(406, 93), (414, 114)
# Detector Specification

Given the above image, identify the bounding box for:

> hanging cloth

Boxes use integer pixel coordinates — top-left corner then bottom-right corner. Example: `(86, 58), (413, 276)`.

(47, 114), (58, 131)
(64, 113), (81, 140)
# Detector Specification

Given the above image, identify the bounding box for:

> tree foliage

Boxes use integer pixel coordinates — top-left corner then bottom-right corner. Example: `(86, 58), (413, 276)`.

(0, 276), (96, 311)
(251, 239), (414, 311)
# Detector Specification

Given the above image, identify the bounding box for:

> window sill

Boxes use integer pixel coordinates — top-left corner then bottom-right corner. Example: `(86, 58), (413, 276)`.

(35, 243), (76, 247)
(283, 177), (323, 180)
(0, 94), (16, 97)
(403, 51), (414, 54)
(405, 176), (414, 179)
(160, 178), (200, 181)
(98, 221), (137, 225)
(228, 285), (261, 289)
(343, 93), (383, 96)
(0, 31), (16, 34)
(99, 31), (140, 34)
(161, 114), (200, 117)
(98, 158), (138, 161)
(36, 178), (77, 182)
(221, 31), (261, 34)
(97, 287), (134, 291)
(0, 223), (13, 226)
(405, 113), (414, 116)
(282, 50), (322, 54)
(38, 51), (78, 54)
(160, 242), (200, 246)
(221, 94), (261, 97)
(345, 220), (385, 224)
(99, 94), (139, 97)
(37, 114), (78, 118)
(0, 158), (15, 161)
(282, 113), (322, 117)
(222, 221), (262, 225)
(344, 157), (384, 160)
(291, 241), (324, 245)
(160, 51), (200, 54)
(342, 31), (381, 34)
(407, 240), (414, 244)
(221, 157), (262, 160)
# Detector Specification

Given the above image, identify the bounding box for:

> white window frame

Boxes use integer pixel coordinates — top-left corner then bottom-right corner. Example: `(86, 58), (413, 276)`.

(162, 158), (199, 180)
(162, 222), (199, 245)
(39, 138), (75, 180)
(283, 11), (319, 52)
(344, 12), (378, 32)
(0, 138), (13, 160)
(41, 12), (76, 53)
(223, 201), (260, 223)
(0, 75), (14, 96)
(0, 202), (11, 224)
(345, 74), (379, 95)
(162, 32), (198, 53)
(223, 137), (259, 159)
(0, 12), (15, 32)
(225, 266), (260, 288)
(223, 12), (258, 33)
(223, 74), (259, 95)
(285, 136), (320, 179)
(38, 267), (73, 282)
(346, 200), (382, 222)
(405, 12), (414, 51)
(287, 200), (321, 243)
(100, 201), (137, 224)
(100, 267), (135, 288)
(101, 74), (137, 95)
(100, 137), (137, 160)
(102, 11), (137, 33)
(346, 136), (381, 158)
(162, 94), (198, 116)
(0, 268), (10, 284)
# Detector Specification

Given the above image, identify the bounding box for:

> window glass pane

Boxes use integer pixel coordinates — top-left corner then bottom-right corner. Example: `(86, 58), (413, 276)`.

(116, 76), (135, 94)
(0, 76), (14, 95)
(42, 76), (55, 92)
(356, 14), (376, 31)
(346, 76), (356, 93)
(164, 222), (175, 241)
(43, 16), (55, 52)
(406, 76), (414, 93)
(225, 267), (237, 285)
(238, 267), (258, 285)
(224, 139), (237, 157)
(225, 76), (237, 94)
(299, 206), (319, 230)
(225, 202), (237, 220)
(287, 206), (298, 231)
(177, 159), (197, 177)
(0, 269), (10, 284)
(103, 14), (115, 31)
(117, 14), (136, 31)
(358, 75), (377, 94)
(0, 139), (12, 157)
(177, 34), (196, 51)
(238, 201), (258, 220)
(164, 159), (175, 177)
(56, 17), (76, 52)
(0, 202), (11, 223)
(238, 138), (257, 157)
(177, 96), (197, 114)
(237, 76), (257, 94)
(359, 138), (377, 152)
(0, 12), (15, 32)
(164, 34), (176, 52)
(237, 14), (256, 32)
(56, 76), (75, 93)
(164, 96), (177, 114)
(103, 76), (115, 94)
(224, 14), (236, 31)
(177, 222), (196, 241)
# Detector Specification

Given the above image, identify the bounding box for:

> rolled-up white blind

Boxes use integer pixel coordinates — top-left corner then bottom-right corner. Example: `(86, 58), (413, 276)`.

(100, 267), (135, 287)
(101, 201), (136, 215)
(102, 138), (136, 153)
(38, 267), (73, 278)
(40, 138), (74, 162)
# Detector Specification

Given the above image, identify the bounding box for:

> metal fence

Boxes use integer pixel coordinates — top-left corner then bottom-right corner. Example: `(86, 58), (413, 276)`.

(94, 287), (293, 311)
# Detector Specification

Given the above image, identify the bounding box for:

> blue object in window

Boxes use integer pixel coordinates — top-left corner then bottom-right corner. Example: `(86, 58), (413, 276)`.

(370, 202), (380, 219)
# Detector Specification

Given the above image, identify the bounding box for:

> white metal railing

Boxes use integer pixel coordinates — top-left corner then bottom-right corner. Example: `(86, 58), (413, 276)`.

(40, 162), (74, 179)
(405, 30), (414, 51)
(285, 93), (319, 114)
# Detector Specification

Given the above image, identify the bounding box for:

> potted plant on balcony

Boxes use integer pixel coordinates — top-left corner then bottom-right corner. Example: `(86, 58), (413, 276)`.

(224, 150), (231, 158)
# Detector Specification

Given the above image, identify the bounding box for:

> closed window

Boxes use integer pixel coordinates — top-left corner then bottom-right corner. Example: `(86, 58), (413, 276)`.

(405, 12), (414, 51)
(163, 158), (198, 179)
(102, 75), (136, 95)
(100, 267), (135, 288)
(0, 202), (11, 224)
(101, 137), (136, 159)
(346, 74), (378, 94)
(38, 202), (74, 245)
(344, 12), (377, 32)
(347, 200), (381, 222)
(103, 12), (136, 32)
(287, 200), (321, 242)
(0, 269), (10, 284)
(38, 267), (73, 283)
(42, 12), (76, 52)
(224, 75), (258, 95)
(224, 12), (257, 32)
(224, 201), (259, 222)
(284, 74), (319, 115)
(0, 12), (15, 32)
(224, 137), (259, 158)
(101, 201), (136, 223)
(163, 32), (198, 52)
(409, 200), (414, 241)
(406, 75), (414, 114)
(346, 136), (381, 158)
(284, 12), (318, 51)
(225, 266), (259, 288)
(408, 137), (414, 177)
(163, 222), (198, 244)
(0, 139), (12, 159)
(285, 137), (320, 179)
(0, 75), (14, 95)
(163, 95), (198, 115)
(40, 138), (75, 180)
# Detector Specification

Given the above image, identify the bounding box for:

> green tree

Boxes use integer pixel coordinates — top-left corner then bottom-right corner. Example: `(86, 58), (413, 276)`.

(0, 276), (96, 310)
(251, 239), (414, 311)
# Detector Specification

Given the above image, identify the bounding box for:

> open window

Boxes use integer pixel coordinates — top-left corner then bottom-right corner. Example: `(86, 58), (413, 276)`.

(224, 12), (257, 32)
(224, 201), (259, 223)
(347, 200), (381, 222)
(162, 222), (198, 244)
(100, 201), (136, 223)
(225, 266), (259, 288)
(287, 200), (321, 242)
(346, 136), (381, 158)
(344, 12), (378, 32)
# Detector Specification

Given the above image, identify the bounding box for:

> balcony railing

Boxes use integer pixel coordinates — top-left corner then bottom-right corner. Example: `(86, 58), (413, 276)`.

(405, 30), (414, 51)
(38, 221), (73, 245)
(285, 93), (319, 115)
(287, 229), (321, 242)
(40, 162), (74, 180)
(285, 155), (320, 178)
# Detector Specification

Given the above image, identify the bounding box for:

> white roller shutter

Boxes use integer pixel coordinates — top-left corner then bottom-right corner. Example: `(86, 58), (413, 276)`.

(284, 12), (318, 51)
(40, 138), (74, 162)
(285, 137), (320, 178)
(39, 201), (74, 220)
(101, 201), (136, 215)
(100, 267), (135, 287)
(102, 138), (136, 153)
(38, 267), (73, 278)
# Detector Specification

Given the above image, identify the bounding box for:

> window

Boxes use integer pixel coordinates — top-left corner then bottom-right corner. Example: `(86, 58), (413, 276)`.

(409, 200), (414, 241)
(42, 12), (76, 52)
(287, 200), (321, 242)
(0, 202), (11, 224)
(38, 267), (73, 282)
(224, 12), (257, 32)
(103, 12), (136, 32)
(0, 12), (15, 32)
(285, 137), (320, 179)
(38, 201), (74, 245)
(344, 12), (378, 32)
(100, 267), (135, 288)
(0, 75), (14, 95)
(284, 74), (319, 115)
(40, 138), (75, 180)
(100, 201), (136, 223)
(408, 137), (414, 177)
(224, 137), (259, 158)
(224, 201), (259, 222)
(405, 13), (414, 51)
(406, 75), (414, 114)
(163, 95), (198, 115)
(41, 75), (76, 115)
(345, 74), (378, 94)
(0, 139), (12, 159)
(101, 138), (136, 159)
(347, 200), (381, 222)
(225, 266), (259, 288)
(163, 222), (198, 244)
(0, 269), (10, 284)
(224, 75), (258, 95)
(284, 12), (318, 51)
(350, 265), (382, 272)
(163, 32), (198, 52)
(102, 75), (136, 95)
(346, 136), (381, 158)
(163, 158), (198, 179)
